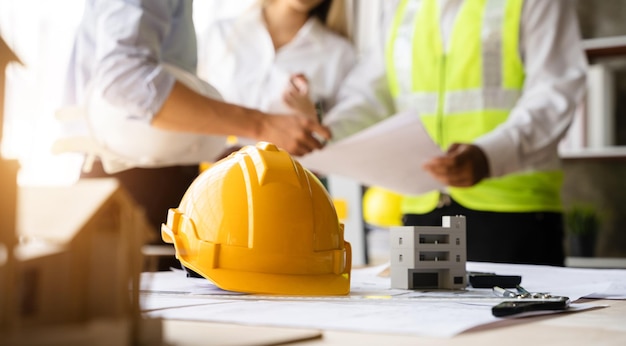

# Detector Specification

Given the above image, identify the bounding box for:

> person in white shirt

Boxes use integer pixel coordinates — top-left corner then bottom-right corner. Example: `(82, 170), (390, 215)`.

(166, 0), (355, 279)
(62, 0), (332, 269)
(324, 0), (588, 266)
(64, 0), (331, 160)
(196, 0), (356, 148)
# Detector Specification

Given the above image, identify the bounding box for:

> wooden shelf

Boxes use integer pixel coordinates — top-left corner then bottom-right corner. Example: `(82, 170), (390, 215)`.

(583, 35), (626, 60)
(560, 147), (626, 160)
(564, 36), (626, 158)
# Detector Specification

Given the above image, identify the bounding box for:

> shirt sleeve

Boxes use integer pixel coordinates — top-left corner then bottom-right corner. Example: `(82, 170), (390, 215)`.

(323, 0), (399, 142)
(319, 36), (358, 111)
(474, 0), (588, 177)
(91, 0), (178, 122)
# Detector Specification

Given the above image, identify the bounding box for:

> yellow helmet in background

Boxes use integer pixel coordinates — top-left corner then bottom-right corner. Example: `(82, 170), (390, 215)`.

(162, 142), (352, 295)
(362, 186), (404, 228)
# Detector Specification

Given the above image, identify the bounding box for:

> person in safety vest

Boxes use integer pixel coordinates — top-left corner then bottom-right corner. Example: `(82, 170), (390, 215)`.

(324, 0), (588, 266)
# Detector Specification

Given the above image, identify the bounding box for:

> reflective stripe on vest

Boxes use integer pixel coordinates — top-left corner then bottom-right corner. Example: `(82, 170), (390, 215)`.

(386, 0), (563, 214)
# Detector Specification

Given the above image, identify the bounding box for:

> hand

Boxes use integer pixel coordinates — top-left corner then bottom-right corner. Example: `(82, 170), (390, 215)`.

(423, 143), (490, 187)
(283, 74), (318, 122)
(258, 114), (331, 156)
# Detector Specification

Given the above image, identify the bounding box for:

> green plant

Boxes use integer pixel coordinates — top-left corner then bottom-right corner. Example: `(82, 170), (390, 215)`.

(564, 204), (600, 236)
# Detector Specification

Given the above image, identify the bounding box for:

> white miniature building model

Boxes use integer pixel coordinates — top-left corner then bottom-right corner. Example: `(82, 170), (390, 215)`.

(390, 216), (467, 290)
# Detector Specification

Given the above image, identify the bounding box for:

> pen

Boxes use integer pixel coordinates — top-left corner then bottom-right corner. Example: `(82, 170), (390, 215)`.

(492, 286), (518, 298)
(516, 285), (552, 299)
(314, 101), (324, 123)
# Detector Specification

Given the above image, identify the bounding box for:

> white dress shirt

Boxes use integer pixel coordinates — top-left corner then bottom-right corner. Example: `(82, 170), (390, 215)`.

(60, 0), (227, 172)
(325, 0), (588, 178)
(64, 0), (196, 123)
(196, 4), (357, 139)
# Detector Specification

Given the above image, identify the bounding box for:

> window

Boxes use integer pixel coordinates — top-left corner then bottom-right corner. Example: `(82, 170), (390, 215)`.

(0, 0), (85, 186)
(0, 0), (256, 186)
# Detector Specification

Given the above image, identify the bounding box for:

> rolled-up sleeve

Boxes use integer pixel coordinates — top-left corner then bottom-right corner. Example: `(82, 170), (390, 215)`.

(474, 0), (588, 177)
(92, 0), (178, 122)
(324, 0), (398, 142)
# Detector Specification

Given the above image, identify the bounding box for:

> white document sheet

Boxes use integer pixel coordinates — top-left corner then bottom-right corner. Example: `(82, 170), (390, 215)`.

(467, 262), (626, 300)
(298, 111), (445, 195)
(146, 298), (499, 338)
(140, 262), (623, 338)
(144, 291), (601, 338)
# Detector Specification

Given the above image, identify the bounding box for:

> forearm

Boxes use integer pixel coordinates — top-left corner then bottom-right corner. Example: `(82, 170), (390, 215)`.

(152, 80), (264, 139)
(474, 0), (588, 177)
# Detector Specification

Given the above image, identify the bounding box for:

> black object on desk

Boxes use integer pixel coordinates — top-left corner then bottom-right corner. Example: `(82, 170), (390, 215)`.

(468, 271), (522, 288)
(491, 285), (571, 317)
(492, 296), (570, 317)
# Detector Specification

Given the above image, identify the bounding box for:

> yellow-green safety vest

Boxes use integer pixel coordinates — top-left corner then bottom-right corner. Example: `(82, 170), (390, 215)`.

(386, 0), (563, 214)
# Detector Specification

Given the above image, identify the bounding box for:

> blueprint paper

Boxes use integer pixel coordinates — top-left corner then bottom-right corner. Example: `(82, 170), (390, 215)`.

(140, 262), (623, 337)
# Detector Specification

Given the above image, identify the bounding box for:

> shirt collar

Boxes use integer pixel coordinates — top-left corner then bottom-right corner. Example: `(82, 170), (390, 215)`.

(290, 17), (324, 49)
(245, 4), (325, 50)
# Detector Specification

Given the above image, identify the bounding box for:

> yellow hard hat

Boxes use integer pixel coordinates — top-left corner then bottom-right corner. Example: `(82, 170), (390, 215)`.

(162, 142), (352, 295)
(362, 186), (403, 227)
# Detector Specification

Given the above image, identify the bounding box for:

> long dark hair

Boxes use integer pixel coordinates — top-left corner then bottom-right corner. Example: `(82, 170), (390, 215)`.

(309, 0), (332, 22)
(311, 0), (349, 38)
(260, 0), (349, 39)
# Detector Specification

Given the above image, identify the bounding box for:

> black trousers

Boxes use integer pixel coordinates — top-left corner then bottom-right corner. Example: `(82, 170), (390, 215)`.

(402, 196), (565, 266)
(81, 161), (199, 270)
